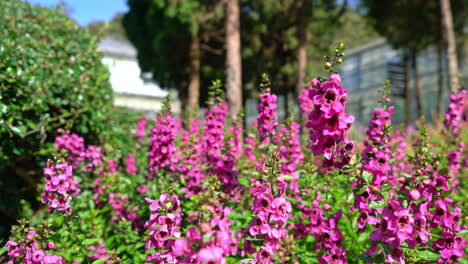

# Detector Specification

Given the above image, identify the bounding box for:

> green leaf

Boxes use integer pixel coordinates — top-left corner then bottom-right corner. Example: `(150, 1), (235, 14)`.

(0, 246), (8, 256)
(145, 248), (157, 254)
(92, 258), (109, 264)
(402, 173), (413, 179)
(82, 238), (98, 246)
(396, 191), (408, 200)
(356, 254), (374, 262)
(282, 174), (295, 181)
(362, 171), (374, 183)
(381, 184), (393, 191)
(418, 250), (441, 261)
(355, 184), (367, 194)
(369, 200), (386, 209)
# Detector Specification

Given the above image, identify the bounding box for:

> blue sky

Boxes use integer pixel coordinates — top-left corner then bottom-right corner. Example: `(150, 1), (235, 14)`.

(26, 0), (128, 26)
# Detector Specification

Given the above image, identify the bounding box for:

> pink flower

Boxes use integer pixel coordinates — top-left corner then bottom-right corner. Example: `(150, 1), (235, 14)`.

(41, 160), (76, 216)
(136, 115), (147, 142)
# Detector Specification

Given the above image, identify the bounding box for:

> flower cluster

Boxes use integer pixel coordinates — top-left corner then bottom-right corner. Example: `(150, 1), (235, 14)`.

(5, 239), (63, 264)
(82, 145), (102, 172)
(125, 153), (137, 175)
(88, 242), (110, 263)
(244, 132), (257, 163)
(296, 195), (347, 263)
(306, 75), (355, 171)
(448, 142), (464, 180)
(203, 101), (227, 174)
(243, 167), (291, 264)
(179, 120), (205, 196)
(444, 89), (467, 138)
(174, 202), (238, 263)
(276, 121), (303, 194)
(41, 160), (78, 216)
(136, 115), (147, 142)
(54, 130), (85, 169)
(108, 192), (143, 231)
(4, 220), (63, 264)
(257, 89), (279, 143)
(364, 129), (466, 263)
(388, 130), (409, 179)
(215, 122), (241, 195)
(353, 106), (393, 231)
(148, 112), (177, 179)
(299, 85), (313, 122)
(144, 193), (182, 263)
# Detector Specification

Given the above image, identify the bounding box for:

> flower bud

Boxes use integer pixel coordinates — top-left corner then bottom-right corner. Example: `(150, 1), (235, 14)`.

(409, 189), (421, 200)
(422, 178), (431, 186)
(325, 62), (332, 69)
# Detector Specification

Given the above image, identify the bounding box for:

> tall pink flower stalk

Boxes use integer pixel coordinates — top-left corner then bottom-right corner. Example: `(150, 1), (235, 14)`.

(306, 75), (355, 172)
(54, 130), (85, 169)
(148, 110), (177, 180)
(144, 193), (182, 263)
(136, 115), (147, 142)
(363, 130), (466, 263)
(41, 160), (79, 216)
(203, 101), (227, 174)
(180, 119), (204, 196)
(243, 166), (291, 263)
(353, 106), (393, 232)
(276, 121), (303, 194)
(125, 153), (137, 175)
(444, 89), (466, 138)
(256, 88), (278, 144)
(299, 85), (313, 122)
(216, 122), (242, 194)
(4, 228), (64, 264)
(296, 196), (347, 263)
(444, 89), (467, 182)
(174, 202), (238, 263)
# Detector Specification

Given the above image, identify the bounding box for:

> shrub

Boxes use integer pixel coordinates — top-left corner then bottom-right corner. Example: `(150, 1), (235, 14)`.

(0, 0), (113, 239)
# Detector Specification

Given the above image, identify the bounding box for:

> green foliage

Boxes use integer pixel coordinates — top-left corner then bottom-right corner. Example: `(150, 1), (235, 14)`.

(123, 0), (225, 108)
(86, 13), (128, 42)
(0, 0), (113, 240)
(240, 0), (348, 101)
(0, 0), (113, 163)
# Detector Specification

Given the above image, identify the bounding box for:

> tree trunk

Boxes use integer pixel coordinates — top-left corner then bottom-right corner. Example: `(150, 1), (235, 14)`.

(437, 39), (444, 115)
(411, 51), (423, 118)
(188, 34), (200, 109)
(179, 80), (189, 113)
(297, 0), (307, 95)
(225, 0), (243, 120)
(404, 56), (411, 126)
(440, 0), (459, 93)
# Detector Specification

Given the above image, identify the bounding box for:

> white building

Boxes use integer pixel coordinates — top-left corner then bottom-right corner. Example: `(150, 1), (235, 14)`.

(97, 37), (180, 115)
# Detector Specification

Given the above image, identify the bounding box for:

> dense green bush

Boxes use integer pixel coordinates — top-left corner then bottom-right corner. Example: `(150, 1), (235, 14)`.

(0, 0), (113, 239)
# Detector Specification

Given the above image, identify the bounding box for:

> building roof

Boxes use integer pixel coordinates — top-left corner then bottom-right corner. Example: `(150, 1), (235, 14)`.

(97, 37), (137, 60)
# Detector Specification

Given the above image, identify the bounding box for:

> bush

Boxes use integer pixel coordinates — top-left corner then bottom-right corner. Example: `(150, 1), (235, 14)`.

(0, 0), (113, 239)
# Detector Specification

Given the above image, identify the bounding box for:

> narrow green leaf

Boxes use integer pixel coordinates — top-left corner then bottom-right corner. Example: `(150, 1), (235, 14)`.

(381, 184), (393, 191)
(418, 250), (441, 261)
(92, 258), (109, 264)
